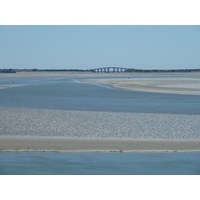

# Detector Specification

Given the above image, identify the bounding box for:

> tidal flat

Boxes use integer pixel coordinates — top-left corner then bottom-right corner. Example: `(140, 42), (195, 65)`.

(1, 72), (200, 153)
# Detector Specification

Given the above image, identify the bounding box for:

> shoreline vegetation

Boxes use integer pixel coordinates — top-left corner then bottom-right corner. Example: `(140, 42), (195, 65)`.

(1, 71), (200, 153)
(1, 68), (200, 73)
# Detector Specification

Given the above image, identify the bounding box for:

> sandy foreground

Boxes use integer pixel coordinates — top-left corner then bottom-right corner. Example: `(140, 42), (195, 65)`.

(1, 107), (200, 152)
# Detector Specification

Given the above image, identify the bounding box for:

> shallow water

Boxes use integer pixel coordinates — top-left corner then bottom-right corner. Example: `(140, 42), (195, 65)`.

(1, 75), (200, 115)
(0, 152), (200, 175)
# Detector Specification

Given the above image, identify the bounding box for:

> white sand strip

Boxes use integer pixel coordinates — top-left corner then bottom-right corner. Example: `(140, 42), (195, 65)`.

(79, 77), (200, 95)
(0, 136), (200, 152)
(0, 72), (88, 78)
(0, 71), (131, 78)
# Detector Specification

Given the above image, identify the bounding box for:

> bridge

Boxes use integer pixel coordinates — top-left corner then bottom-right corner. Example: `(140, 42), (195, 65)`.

(91, 67), (130, 73)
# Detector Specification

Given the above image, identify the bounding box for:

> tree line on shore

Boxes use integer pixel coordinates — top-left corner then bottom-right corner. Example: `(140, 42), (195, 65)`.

(125, 68), (200, 73)
(1, 68), (200, 73)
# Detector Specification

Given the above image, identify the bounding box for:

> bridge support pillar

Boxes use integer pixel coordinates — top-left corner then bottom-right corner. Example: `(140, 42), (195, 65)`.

(92, 67), (129, 73)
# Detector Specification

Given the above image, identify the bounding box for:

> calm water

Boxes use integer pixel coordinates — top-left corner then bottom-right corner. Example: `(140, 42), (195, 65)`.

(1, 75), (200, 115)
(1, 73), (200, 175)
(0, 152), (200, 175)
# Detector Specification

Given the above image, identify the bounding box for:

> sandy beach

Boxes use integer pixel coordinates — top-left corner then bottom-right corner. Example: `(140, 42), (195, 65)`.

(1, 136), (200, 153)
(1, 72), (200, 152)
(79, 76), (200, 95)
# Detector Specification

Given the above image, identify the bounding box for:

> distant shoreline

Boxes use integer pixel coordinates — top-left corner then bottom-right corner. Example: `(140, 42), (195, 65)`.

(1, 68), (200, 74)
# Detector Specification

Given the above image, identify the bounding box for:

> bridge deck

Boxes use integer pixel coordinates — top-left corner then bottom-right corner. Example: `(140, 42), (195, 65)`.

(92, 67), (129, 73)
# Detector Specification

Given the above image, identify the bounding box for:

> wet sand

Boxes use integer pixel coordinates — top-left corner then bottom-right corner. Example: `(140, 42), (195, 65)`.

(1, 136), (200, 152)
(0, 71), (129, 78)
(1, 72), (200, 152)
(79, 77), (200, 95)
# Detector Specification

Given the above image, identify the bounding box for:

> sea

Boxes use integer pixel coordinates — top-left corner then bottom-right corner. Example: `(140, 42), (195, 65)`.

(0, 72), (200, 175)
(0, 152), (200, 175)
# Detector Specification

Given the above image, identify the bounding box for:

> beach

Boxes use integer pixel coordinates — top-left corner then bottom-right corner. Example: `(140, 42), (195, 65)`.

(1, 136), (200, 153)
(79, 75), (200, 95)
(1, 72), (200, 152)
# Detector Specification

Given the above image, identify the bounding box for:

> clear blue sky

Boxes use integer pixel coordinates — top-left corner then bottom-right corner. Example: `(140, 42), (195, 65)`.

(0, 25), (200, 70)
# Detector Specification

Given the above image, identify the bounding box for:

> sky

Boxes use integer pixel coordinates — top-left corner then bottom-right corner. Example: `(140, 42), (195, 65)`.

(0, 25), (200, 70)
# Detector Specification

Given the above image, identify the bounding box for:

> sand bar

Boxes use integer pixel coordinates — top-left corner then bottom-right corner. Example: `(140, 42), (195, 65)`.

(79, 76), (200, 95)
(1, 107), (200, 152)
(1, 136), (200, 152)
(1, 72), (200, 152)
(0, 71), (136, 78)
